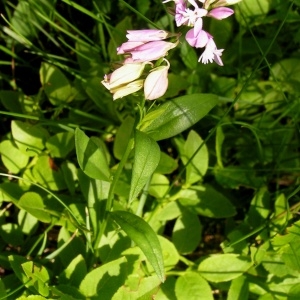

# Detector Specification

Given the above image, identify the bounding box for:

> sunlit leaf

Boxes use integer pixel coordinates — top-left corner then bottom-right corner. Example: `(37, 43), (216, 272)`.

(129, 130), (160, 203)
(175, 272), (213, 300)
(110, 210), (165, 282)
(140, 94), (218, 141)
(198, 254), (252, 282)
(75, 128), (110, 181)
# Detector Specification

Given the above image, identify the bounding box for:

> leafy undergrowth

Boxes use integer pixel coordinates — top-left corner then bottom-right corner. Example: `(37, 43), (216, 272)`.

(1, 0), (300, 299)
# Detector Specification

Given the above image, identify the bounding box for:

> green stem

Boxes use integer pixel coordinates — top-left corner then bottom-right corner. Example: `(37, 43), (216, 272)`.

(135, 176), (152, 217)
(94, 137), (134, 248)
(26, 222), (55, 257)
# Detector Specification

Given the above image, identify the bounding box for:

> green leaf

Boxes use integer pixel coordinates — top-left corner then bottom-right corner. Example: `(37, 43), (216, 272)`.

(18, 210), (38, 235)
(0, 139), (29, 173)
(78, 170), (110, 233)
(79, 257), (127, 298)
(183, 130), (208, 184)
(180, 42), (198, 70)
(32, 156), (67, 191)
(110, 210), (165, 282)
(146, 236), (179, 273)
(235, 0), (271, 26)
(227, 276), (249, 300)
(40, 62), (73, 105)
(113, 115), (135, 160)
(198, 254), (252, 282)
(8, 255), (35, 291)
(175, 272), (213, 300)
(22, 261), (50, 297)
(9, 0), (55, 42)
(129, 130), (160, 203)
(140, 94), (218, 141)
(149, 173), (169, 199)
(172, 210), (202, 254)
(215, 126), (225, 168)
(288, 283), (300, 300)
(75, 128), (110, 181)
(46, 132), (74, 158)
(155, 276), (176, 300)
(0, 223), (23, 246)
(0, 182), (24, 203)
(11, 120), (48, 156)
(112, 275), (161, 300)
(0, 280), (6, 300)
(59, 254), (87, 287)
(246, 187), (270, 228)
(0, 90), (23, 113)
(179, 185), (236, 218)
(155, 152), (178, 174)
(18, 192), (52, 223)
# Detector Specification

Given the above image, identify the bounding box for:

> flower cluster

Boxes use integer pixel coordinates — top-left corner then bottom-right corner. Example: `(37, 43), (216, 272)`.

(102, 0), (240, 101)
(102, 29), (179, 100)
(164, 0), (241, 65)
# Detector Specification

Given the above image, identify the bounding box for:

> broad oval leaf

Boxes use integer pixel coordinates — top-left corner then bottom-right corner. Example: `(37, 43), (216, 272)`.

(11, 120), (48, 156)
(110, 210), (165, 282)
(175, 272), (213, 300)
(40, 62), (73, 105)
(75, 128), (110, 181)
(129, 130), (160, 203)
(79, 257), (127, 298)
(0, 139), (29, 173)
(198, 254), (252, 282)
(140, 94), (218, 141)
(172, 210), (202, 254)
(179, 185), (236, 218)
(18, 192), (52, 223)
(46, 132), (74, 158)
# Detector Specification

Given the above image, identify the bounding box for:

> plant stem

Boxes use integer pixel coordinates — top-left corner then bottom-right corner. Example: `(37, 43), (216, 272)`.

(136, 176), (152, 217)
(94, 137), (134, 248)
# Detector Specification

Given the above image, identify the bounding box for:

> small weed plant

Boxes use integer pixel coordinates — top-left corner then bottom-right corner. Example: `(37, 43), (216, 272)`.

(1, 0), (300, 299)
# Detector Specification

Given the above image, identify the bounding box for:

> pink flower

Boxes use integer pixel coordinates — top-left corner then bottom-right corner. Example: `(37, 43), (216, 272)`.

(126, 29), (170, 42)
(207, 7), (234, 19)
(119, 40), (178, 63)
(185, 18), (209, 48)
(144, 60), (170, 100)
(198, 37), (224, 66)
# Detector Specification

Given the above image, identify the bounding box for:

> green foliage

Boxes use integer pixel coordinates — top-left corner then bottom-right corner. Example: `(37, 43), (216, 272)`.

(1, 0), (300, 299)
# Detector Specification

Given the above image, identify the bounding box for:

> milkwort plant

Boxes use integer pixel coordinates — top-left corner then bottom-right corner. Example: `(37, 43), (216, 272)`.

(1, 0), (300, 299)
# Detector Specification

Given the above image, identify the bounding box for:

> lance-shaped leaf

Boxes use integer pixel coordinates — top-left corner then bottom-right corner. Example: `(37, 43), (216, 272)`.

(140, 94), (218, 141)
(75, 128), (110, 181)
(129, 130), (160, 203)
(110, 210), (165, 282)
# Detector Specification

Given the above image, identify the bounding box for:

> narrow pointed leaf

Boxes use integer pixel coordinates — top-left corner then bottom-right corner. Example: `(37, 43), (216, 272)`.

(110, 210), (165, 282)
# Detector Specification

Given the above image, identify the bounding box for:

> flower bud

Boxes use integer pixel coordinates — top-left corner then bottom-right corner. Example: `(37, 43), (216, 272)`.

(144, 62), (170, 100)
(111, 79), (144, 100)
(102, 63), (145, 90)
